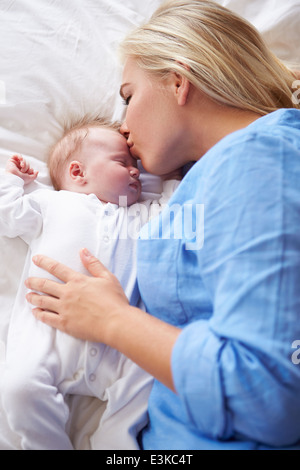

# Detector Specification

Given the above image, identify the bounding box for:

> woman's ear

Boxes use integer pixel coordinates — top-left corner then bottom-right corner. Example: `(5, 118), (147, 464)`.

(69, 161), (86, 185)
(177, 75), (191, 106)
(173, 71), (191, 106)
(172, 72), (190, 106)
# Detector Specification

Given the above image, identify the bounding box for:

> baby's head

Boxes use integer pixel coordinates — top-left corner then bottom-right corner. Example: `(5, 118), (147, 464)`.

(48, 116), (141, 206)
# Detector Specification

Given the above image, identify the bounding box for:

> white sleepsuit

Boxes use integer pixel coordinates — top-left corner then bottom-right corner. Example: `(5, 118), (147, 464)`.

(0, 173), (178, 450)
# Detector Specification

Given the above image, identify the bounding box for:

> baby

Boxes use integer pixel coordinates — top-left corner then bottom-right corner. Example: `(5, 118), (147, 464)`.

(0, 116), (180, 450)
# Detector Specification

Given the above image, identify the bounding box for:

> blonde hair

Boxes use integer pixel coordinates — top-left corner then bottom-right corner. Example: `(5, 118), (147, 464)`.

(119, 0), (300, 115)
(48, 115), (121, 190)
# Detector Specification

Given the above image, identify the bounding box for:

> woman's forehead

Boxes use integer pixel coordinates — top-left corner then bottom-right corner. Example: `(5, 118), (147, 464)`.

(121, 57), (147, 84)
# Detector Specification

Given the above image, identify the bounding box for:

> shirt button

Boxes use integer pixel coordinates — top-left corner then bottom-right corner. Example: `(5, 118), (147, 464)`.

(90, 347), (97, 357)
(89, 374), (96, 382)
(103, 235), (109, 243)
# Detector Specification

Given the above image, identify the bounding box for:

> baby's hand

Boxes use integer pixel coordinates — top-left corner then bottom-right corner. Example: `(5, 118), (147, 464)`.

(6, 155), (39, 184)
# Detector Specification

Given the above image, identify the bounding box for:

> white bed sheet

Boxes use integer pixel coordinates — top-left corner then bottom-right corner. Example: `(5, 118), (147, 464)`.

(0, 0), (299, 450)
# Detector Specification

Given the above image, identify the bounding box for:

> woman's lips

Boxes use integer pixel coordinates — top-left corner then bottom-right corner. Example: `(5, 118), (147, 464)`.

(129, 145), (140, 160)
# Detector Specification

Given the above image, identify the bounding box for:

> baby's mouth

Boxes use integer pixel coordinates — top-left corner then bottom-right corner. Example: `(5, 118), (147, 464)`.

(129, 181), (141, 192)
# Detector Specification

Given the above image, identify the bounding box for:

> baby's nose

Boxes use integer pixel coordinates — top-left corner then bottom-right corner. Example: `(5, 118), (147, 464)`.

(130, 167), (140, 179)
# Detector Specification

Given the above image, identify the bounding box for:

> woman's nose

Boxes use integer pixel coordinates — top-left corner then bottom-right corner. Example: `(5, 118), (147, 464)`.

(120, 121), (130, 140)
(121, 121), (134, 149)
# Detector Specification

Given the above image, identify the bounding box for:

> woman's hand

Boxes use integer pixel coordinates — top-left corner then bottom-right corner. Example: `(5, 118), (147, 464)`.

(26, 248), (181, 391)
(25, 248), (130, 343)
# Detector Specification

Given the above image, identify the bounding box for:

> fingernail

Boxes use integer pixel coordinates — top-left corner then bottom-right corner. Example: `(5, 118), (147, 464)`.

(82, 248), (92, 259)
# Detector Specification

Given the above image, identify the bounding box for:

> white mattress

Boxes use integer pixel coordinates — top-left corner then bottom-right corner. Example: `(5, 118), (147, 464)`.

(0, 0), (299, 450)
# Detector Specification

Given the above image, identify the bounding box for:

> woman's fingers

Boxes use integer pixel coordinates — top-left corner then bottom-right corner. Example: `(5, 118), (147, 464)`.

(25, 276), (62, 298)
(31, 255), (79, 283)
(80, 248), (110, 278)
(24, 252), (127, 342)
(26, 291), (60, 313)
(31, 252), (109, 285)
(32, 308), (65, 331)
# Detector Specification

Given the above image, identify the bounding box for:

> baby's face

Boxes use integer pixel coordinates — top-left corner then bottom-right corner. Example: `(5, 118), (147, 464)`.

(79, 127), (141, 205)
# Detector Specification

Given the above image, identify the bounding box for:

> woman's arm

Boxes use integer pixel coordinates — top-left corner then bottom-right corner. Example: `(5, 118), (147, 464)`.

(25, 249), (181, 391)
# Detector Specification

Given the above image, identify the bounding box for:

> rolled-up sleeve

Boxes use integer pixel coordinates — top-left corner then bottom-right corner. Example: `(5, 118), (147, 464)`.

(172, 321), (232, 439)
(172, 321), (300, 446)
(172, 134), (300, 447)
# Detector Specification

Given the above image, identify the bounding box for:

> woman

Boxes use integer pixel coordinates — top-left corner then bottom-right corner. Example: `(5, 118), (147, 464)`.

(25, 0), (300, 449)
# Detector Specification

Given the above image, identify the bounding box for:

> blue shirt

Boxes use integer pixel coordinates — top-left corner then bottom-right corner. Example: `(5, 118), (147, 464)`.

(137, 109), (300, 450)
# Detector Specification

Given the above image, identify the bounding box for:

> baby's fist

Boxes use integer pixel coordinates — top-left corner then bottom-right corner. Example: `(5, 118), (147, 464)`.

(6, 155), (39, 184)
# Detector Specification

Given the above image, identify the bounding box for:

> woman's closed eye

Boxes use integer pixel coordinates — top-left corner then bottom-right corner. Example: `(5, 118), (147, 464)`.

(122, 95), (131, 106)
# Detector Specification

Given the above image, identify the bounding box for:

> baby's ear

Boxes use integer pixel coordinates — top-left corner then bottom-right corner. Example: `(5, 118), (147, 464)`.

(69, 161), (86, 184)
